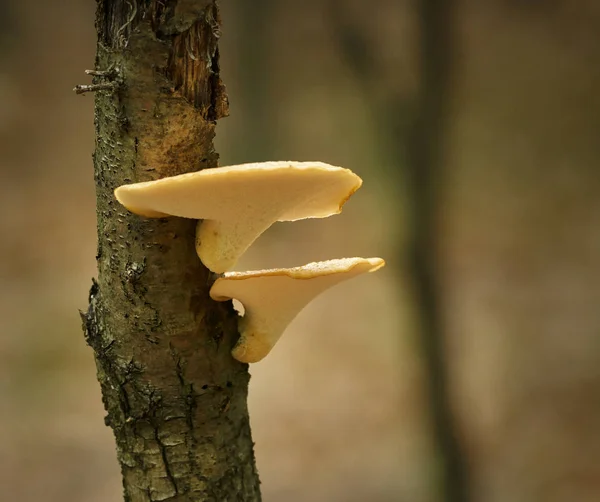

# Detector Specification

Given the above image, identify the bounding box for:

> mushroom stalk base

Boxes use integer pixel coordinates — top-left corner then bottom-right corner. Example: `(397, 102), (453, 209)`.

(82, 2), (261, 501)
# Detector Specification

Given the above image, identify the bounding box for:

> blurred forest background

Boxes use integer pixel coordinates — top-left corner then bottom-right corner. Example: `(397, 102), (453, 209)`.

(1, 0), (600, 501)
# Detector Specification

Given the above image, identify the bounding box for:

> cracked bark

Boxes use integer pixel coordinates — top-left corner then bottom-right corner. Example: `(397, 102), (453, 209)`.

(81, 1), (261, 501)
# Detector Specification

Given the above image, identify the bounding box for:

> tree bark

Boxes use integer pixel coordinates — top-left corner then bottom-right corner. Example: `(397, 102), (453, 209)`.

(80, 1), (261, 501)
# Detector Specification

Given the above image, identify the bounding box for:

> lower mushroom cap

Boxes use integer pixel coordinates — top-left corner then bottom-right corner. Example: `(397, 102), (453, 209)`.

(210, 257), (385, 363)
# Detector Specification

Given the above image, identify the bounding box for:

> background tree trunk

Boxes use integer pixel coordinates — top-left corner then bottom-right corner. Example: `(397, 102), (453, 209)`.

(406, 1), (469, 501)
(81, 1), (262, 500)
(331, 0), (470, 500)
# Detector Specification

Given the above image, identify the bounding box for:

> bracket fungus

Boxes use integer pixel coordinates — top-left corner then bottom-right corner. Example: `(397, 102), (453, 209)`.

(209, 257), (385, 363)
(114, 161), (362, 272)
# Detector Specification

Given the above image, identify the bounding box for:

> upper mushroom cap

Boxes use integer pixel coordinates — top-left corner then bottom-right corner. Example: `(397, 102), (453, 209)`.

(210, 257), (385, 363)
(114, 161), (362, 272)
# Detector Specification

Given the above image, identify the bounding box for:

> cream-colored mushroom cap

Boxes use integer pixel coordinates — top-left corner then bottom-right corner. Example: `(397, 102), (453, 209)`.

(114, 161), (362, 273)
(210, 257), (385, 363)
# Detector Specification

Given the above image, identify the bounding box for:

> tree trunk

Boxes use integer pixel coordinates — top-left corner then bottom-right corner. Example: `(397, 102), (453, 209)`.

(80, 1), (261, 500)
(406, 1), (470, 501)
(330, 1), (470, 500)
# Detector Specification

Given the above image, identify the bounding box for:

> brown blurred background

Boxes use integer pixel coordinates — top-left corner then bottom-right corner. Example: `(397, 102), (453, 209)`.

(1, 1), (600, 501)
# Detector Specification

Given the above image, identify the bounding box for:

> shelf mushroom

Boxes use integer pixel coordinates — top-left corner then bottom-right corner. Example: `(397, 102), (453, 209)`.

(114, 161), (362, 273)
(209, 257), (385, 363)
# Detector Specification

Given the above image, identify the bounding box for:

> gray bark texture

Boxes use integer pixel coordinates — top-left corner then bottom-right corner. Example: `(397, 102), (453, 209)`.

(80, 1), (262, 501)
